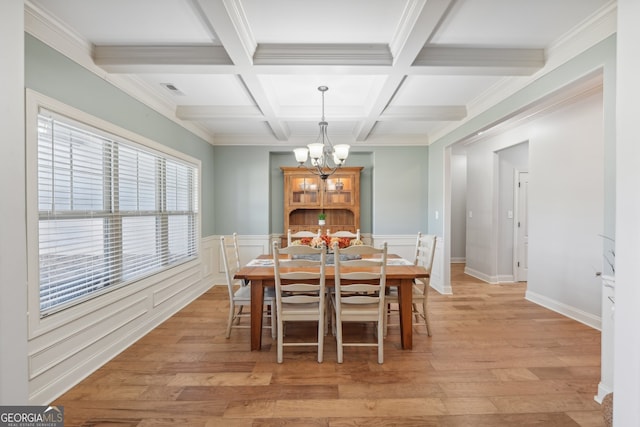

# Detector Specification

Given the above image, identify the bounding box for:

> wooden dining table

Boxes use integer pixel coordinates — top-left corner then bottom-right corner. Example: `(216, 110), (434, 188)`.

(234, 253), (430, 351)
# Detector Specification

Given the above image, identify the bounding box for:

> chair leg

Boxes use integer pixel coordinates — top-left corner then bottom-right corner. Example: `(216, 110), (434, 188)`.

(336, 313), (343, 364)
(277, 314), (284, 364)
(225, 302), (235, 338)
(377, 319), (384, 364)
(383, 302), (391, 337)
(270, 305), (277, 338)
(318, 315), (324, 364)
(422, 299), (432, 337)
(234, 305), (243, 325)
(412, 302), (420, 324)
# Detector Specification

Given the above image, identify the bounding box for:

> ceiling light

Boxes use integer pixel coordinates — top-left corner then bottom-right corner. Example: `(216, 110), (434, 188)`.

(293, 86), (349, 180)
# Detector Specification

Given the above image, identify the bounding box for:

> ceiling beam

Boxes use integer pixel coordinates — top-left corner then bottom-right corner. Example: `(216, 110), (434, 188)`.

(194, 0), (289, 140)
(380, 106), (467, 121)
(355, 0), (454, 141)
(254, 43), (392, 66)
(412, 45), (545, 75)
(176, 105), (264, 120)
(93, 45), (233, 73)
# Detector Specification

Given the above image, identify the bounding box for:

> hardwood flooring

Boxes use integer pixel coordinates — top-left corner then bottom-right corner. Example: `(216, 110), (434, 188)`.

(53, 264), (605, 426)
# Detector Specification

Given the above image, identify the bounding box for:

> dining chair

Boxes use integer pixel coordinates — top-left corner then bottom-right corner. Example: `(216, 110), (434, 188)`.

(326, 229), (361, 241)
(272, 242), (327, 363)
(332, 242), (387, 364)
(287, 228), (321, 246)
(220, 235), (276, 339)
(385, 232), (436, 336)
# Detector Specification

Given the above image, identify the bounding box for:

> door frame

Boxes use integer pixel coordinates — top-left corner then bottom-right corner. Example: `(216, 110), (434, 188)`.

(513, 169), (528, 282)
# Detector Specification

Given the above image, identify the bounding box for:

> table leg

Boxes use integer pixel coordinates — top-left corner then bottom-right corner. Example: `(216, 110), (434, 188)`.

(397, 279), (413, 350)
(250, 279), (264, 351)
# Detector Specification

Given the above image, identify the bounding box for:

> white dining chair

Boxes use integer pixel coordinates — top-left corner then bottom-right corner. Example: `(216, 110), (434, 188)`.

(326, 229), (361, 241)
(220, 235), (276, 339)
(272, 242), (327, 363)
(385, 232), (436, 336)
(287, 228), (321, 246)
(332, 242), (387, 364)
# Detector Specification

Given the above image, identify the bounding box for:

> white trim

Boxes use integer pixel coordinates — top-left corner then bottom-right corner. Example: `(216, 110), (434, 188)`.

(496, 274), (515, 283)
(429, 2), (616, 144)
(24, 2), (214, 145)
(29, 236), (217, 404)
(464, 266), (498, 284)
(24, 89), (212, 404)
(596, 382), (613, 404)
(525, 290), (601, 330)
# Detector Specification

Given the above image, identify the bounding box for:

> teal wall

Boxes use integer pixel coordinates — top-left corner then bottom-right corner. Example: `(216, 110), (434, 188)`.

(269, 151), (374, 235)
(215, 146), (428, 235)
(25, 34), (216, 237)
(372, 147), (429, 234)
(212, 145), (273, 235)
(428, 35), (617, 240)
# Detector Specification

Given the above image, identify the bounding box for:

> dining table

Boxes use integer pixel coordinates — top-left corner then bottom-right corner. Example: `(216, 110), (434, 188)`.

(234, 253), (430, 351)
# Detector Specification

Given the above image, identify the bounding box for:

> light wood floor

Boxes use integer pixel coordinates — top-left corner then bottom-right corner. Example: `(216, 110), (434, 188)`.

(53, 264), (605, 426)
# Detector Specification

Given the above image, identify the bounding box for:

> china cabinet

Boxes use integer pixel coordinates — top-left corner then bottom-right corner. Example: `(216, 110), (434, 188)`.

(281, 166), (362, 242)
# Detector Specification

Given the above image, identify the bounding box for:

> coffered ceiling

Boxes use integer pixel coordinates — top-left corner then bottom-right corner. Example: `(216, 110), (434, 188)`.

(26, 0), (612, 146)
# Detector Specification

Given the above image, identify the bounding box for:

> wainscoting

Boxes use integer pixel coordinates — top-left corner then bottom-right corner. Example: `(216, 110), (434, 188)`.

(27, 236), (218, 404)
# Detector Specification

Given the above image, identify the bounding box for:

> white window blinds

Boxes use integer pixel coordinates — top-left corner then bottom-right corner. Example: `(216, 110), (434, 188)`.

(37, 110), (199, 316)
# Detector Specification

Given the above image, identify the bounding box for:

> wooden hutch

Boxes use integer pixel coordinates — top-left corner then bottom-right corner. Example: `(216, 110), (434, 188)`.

(281, 166), (362, 241)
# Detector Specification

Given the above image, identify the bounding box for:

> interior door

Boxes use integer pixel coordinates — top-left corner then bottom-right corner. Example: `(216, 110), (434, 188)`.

(515, 171), (529, 281)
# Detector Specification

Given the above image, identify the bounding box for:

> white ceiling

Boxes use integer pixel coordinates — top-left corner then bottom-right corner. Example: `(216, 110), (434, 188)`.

(26, 0), (612, 147)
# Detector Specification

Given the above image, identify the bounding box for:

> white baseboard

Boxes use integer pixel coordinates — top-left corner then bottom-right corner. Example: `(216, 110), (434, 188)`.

(464, 266), (498, 284)
(595, 382), (613, 403)
(430, 281), (452, 295)
(497, 274), (515, 283)
(451, 257), (466, 263)
(525, 290), (601, 330)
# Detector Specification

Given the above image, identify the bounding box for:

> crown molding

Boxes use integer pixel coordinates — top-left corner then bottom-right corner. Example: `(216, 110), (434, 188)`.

(25, 1), (96, 74)
(24, 2), (215, 145)
(428, 2), (616, 144)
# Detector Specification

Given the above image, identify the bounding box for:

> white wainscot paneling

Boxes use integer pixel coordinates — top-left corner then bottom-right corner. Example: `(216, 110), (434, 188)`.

(211, 234), (272, 286)
(201, 235), (216, 279)
(430, 236), (452, 295)
(371, 234), (417, 261)
(28, 248), (212, 404)
(371, 235), (450, 295)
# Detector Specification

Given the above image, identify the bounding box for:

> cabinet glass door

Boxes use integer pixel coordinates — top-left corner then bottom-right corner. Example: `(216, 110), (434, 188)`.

(323, 174), (353, 206)
(290, 175), (320, 206)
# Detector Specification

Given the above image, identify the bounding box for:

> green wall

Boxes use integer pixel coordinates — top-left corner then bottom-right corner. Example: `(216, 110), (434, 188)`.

(269, 151), (374, 234)
(215, 146), (429, 236)
(25, 34), (216, 237)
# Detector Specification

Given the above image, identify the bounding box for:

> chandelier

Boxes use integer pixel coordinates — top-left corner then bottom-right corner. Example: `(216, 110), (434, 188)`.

(293, 86), (350, 180)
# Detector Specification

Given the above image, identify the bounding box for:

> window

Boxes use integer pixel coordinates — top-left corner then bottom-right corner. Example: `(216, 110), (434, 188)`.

(36, 109), (199, 316)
